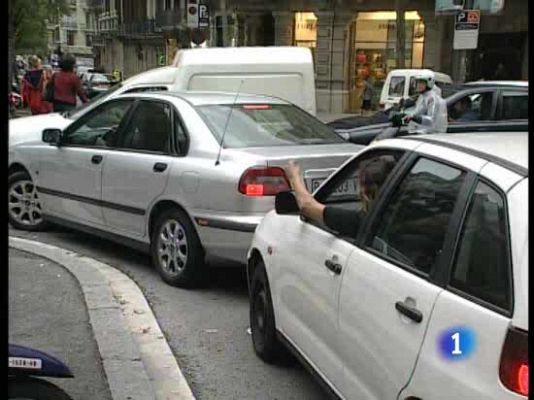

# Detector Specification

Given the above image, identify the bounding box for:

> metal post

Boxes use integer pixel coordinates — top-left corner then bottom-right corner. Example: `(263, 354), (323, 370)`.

(453, 0), (474, 82)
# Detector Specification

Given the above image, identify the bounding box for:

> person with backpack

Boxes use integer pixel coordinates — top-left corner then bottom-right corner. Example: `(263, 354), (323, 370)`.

(21, 55), (52, 115)
(46, 53), (89, 113)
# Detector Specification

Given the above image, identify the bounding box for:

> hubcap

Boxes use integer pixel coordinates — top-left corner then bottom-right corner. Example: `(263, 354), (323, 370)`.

(157, 219), (188, 276)
(8, 180), (43, 227)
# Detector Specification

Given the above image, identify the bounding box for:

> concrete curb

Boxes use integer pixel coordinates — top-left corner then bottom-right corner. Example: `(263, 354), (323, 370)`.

(10, 237), (196, 400)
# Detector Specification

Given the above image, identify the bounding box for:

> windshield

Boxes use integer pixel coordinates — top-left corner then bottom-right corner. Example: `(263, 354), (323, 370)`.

(65, 82), (123, 119)
(197, 104), (344, 148)
(91, 74), (110, 83)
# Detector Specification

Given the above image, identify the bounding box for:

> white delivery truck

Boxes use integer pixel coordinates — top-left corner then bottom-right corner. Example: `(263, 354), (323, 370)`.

(10, 46), (318, 146)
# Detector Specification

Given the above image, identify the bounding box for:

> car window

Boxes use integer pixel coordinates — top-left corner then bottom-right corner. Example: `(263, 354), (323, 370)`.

(64, 99), (133, 147)
(449, 181), (511, 312)
(124, 86), (169, 93)
(314, 150), (405, 239)
(448, 92), (493, 122)
(91, 74), (110, 83)
(389, 76), (405, 97)
(120, 101), (172, 153)
(408, 77), (418, 96)
(174, 110), (188, 155)
(67, 82), (123, 119)
(196, 104), (344, 148)
(501, 91), (528, 120)
(365, 157), (466, 275)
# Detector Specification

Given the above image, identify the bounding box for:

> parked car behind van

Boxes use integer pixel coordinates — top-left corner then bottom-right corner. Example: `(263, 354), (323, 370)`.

(379, 69), (453, 110)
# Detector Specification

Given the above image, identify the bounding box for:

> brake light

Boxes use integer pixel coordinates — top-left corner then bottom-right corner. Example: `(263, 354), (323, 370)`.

(238, 167), (290, 196)
(241, 104), (272, 110)
(499, 326), (528, 396)
(379, 102), (385, 110)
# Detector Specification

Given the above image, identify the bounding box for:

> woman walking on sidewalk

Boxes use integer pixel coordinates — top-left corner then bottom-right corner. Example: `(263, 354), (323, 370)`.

(21, 55), (52, 115)
(49, 54), (89, 113)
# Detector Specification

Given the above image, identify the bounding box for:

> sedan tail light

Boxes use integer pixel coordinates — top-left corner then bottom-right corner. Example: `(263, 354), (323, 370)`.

(238, 167), (290, 196)
(499, 326), (528, 396)
(379, 102), (385, 110)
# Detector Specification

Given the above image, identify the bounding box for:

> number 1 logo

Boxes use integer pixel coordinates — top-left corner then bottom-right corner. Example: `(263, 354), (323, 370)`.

(439, 327), (476, 361)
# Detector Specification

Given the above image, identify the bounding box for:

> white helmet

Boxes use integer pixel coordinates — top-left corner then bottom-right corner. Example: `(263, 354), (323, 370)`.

(414, 69), (435, 90)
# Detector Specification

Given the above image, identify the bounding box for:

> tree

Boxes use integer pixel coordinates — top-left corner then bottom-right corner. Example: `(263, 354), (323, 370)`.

(9, 0), (71, 87)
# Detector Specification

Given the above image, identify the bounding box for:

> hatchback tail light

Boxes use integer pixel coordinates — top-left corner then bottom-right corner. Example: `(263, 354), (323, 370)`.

(238, 167), (290, 196)
(499, 326), (528, 396)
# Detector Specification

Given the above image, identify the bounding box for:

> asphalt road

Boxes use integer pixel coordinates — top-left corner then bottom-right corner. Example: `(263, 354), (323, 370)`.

(9, 226), (329, 400)
(9, 248), (112, 400)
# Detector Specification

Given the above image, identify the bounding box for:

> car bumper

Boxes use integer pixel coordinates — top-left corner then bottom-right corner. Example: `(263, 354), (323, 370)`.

(192, 213), (264, 265)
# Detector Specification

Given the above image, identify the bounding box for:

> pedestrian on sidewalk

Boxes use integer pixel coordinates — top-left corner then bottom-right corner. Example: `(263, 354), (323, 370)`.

(361, 76), (374, 114)
(21, 55), (52, 115)
(48, 54), (89, 113)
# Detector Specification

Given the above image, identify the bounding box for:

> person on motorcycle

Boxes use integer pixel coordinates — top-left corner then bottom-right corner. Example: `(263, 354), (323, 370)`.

(402, 69), (448, 134)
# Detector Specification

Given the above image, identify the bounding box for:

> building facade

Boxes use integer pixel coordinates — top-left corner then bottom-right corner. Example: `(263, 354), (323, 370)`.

(90, 0), (528, 113)
(47, 0), (95, 67)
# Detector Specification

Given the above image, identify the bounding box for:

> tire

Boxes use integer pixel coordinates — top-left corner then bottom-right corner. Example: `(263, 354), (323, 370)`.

(9, 377), (74, 400)
(8, 171), (48, 231)
(250, 260), (287, 363)
(150, 208), (206, 288)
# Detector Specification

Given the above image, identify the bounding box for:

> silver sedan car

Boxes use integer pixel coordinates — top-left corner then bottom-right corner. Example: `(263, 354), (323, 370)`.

(8, 91), (362, 287)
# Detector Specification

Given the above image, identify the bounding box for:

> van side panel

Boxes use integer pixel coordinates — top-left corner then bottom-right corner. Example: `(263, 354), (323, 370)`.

(188, 74), (307, 113)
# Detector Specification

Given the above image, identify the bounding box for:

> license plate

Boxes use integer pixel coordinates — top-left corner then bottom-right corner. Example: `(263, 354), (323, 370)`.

(9, 357), (42, 370)
(310, 178), (358, 195)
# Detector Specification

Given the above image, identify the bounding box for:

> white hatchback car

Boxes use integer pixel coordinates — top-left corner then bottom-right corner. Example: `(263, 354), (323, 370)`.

(248, 132), (528, 399)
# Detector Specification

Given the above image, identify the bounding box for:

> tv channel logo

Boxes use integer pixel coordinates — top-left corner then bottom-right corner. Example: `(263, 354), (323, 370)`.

(438, 327), (476, 361)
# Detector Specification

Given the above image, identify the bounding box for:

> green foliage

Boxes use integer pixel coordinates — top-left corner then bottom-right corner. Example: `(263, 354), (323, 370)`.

(11, 0), (71, 54)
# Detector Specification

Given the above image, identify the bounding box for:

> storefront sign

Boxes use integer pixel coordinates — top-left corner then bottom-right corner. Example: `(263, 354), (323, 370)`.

(436, 0), (504, 14)
(453, 10), (480, 49)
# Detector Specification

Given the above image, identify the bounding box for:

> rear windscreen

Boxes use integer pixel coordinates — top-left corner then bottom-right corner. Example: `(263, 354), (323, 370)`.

(196, 104), (344, 148)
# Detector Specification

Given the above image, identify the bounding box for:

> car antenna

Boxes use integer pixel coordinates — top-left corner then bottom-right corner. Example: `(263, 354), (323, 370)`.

(215, 79), (244, 166)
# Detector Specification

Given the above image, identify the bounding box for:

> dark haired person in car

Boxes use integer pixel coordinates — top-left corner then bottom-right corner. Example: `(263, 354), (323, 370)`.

(284, 156), (397, 237)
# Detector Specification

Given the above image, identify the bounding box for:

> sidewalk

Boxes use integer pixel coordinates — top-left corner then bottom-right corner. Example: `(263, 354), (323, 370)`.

(9, 248), (112, 400)
(9, 237), (195, 400)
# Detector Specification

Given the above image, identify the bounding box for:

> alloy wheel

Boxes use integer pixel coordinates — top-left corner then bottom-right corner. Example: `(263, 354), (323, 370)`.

(8, 180), (43, 227)
(157, 219), (188, 276)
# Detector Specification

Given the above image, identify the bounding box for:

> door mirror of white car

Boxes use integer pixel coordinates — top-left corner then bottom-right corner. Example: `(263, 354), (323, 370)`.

(42, 128), (63, 146)
(275, 191), (299, 214)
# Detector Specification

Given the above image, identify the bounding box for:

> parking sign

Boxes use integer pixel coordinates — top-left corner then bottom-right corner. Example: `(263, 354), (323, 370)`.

(198, 4), (209, 28)
(453, 10), (480, 49)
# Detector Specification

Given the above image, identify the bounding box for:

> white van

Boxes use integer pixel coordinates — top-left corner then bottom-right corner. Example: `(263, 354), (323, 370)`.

(10, 47), (317, 146)
(172, 47), (317, 115)
(379, 69), (453, 110)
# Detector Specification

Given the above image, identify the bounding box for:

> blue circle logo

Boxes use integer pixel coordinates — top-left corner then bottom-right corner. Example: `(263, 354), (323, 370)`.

(438, 326), (476, 361)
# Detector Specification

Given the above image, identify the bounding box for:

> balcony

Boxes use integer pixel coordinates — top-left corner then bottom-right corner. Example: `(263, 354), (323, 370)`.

(97, 12), (119, 33)
(155, 9), (182, 31)
(86, 0), (102, 8)
(118, 20), (157, 37)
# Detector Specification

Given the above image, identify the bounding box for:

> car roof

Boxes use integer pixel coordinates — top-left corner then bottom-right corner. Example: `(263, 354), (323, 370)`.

(401, 132), (528, 175)
(464, 80), (528, 87)
(119, 91), (289, 106)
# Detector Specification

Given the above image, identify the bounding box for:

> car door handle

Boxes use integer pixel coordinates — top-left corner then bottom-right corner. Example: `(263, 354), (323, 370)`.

(324, 259), (342, 275)
(153, 162), (167, 173)
(395, 301), (423, 323)
(91, 155), (103, 165)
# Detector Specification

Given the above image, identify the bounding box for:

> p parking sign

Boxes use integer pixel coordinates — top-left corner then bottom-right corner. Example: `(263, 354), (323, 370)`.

(453, 10), (480, 50)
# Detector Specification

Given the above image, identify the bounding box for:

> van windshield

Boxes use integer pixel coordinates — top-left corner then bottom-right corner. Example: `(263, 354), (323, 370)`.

(197, 104), (344, 148)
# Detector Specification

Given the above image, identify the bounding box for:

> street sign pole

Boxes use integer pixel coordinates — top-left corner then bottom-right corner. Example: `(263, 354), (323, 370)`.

(452, 0), (474, 82)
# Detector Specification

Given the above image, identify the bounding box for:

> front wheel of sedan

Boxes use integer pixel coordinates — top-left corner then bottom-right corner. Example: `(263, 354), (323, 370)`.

(8, 171), (48, 231)
(250, 261), (287, 363)
(151, 208), (206, 288)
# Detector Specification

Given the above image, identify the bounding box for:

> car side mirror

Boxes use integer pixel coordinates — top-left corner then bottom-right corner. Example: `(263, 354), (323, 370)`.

(42, 128), (63, 146)
(275, 191), (299, 215)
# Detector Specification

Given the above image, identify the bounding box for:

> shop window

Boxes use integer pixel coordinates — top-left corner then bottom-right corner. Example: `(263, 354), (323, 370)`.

(294, 12), (317, 66)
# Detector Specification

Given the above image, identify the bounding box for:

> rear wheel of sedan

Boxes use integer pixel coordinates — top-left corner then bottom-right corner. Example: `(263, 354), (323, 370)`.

(250, 260), (287, 363)
(8, 171), (48, 231)
(151, 208), (206, 288)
